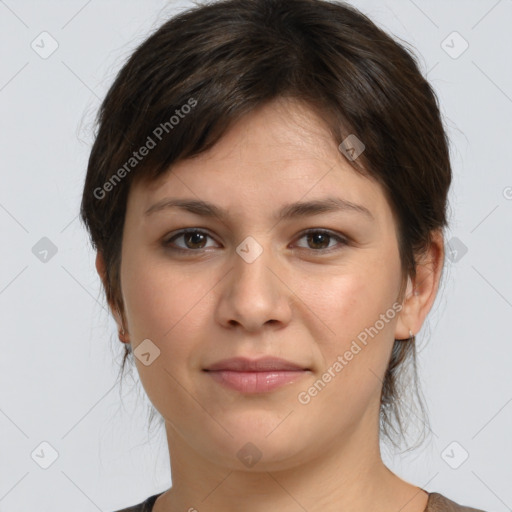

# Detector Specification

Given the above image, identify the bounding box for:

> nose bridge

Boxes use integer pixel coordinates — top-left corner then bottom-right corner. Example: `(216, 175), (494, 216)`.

(216, 234), (291, 330)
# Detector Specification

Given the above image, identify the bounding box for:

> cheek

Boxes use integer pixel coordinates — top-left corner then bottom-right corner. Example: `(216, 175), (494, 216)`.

(293, 271), (398, 431)
(120, 256), (215, 416)
(298, 266), (385, 338)
(301, 258), (399, 374)
(121, 253), (215, 356)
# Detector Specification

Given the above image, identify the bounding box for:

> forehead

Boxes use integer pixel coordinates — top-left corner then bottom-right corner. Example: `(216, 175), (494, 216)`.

(144, 99), (349, 178)
(128, 98), (391, 226)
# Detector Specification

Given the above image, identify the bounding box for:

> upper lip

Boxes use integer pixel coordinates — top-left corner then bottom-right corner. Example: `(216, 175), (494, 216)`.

(204, 357), (308, 372)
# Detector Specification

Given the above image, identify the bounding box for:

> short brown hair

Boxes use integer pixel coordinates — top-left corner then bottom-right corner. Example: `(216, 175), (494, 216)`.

(80, 0), (451, 449)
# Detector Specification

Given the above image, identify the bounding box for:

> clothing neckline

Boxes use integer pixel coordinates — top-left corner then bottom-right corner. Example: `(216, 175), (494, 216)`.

(423, 491), (433, 511)
(143, 492), (164, 511)
(145, 490), (434, 511)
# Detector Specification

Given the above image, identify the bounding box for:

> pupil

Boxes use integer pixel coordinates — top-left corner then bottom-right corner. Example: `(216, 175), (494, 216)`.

(309, 233), (328, 249)
(187, 232), (205, 248)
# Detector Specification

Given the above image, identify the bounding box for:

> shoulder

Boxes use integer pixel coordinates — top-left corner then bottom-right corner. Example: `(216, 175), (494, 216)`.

(426, 492), (488, 512)
(110, 491), (164, 512)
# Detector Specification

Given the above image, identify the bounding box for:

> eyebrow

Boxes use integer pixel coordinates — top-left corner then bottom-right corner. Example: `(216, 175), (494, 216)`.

(145, 196), (374, 222)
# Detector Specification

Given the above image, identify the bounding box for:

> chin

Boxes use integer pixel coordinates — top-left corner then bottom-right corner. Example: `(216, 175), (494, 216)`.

(197, 419), (314, 472)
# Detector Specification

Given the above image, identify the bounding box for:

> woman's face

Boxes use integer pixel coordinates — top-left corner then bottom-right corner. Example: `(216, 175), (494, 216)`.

(116, 98), (416, 470)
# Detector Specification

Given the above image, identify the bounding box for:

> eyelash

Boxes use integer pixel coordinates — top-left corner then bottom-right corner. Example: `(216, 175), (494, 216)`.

(162, 228), (348, 254)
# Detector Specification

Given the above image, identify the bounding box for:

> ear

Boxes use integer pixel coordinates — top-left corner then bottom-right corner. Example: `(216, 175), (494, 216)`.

(395, 229), (445, 340)
(95, 251), (127, 339)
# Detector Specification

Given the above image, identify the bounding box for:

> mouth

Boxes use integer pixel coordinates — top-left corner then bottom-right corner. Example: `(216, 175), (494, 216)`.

(203, 356), (311, 393)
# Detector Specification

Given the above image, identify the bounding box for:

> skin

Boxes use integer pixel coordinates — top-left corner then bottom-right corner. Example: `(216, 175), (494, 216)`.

(96, 97), (444, 512)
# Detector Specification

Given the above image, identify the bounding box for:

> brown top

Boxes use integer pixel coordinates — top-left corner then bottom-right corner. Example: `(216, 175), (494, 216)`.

(112, 490), (488, 512)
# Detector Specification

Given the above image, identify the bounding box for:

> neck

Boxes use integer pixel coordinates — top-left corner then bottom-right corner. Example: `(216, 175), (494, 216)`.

(154, 417), (428, 512)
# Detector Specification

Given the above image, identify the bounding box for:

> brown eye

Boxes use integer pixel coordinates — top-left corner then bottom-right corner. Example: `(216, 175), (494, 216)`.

(295, 229), (348, 252)
(164, 229), (217, 251)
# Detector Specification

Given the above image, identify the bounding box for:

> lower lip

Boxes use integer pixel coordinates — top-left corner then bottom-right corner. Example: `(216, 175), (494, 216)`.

(205, 370), (308, 393)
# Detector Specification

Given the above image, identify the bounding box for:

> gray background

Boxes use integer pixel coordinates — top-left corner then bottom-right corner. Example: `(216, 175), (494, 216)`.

(1, 1), (511, 511)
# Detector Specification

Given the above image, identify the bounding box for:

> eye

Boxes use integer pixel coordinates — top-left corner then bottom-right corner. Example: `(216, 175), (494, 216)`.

(162, 228), (348, 253)
(293, 229), (348, 252)
(163, 229), (218, 251)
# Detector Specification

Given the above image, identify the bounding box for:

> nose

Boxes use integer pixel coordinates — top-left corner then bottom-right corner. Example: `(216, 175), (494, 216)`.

(215, 239), (293, 332)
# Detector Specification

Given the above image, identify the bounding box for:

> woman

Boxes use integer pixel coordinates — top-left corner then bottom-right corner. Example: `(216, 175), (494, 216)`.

(80, 0), (486, 510)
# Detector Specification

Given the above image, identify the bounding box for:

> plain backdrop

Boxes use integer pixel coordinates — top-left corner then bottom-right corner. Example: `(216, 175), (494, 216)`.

(0, 1), (511, 511)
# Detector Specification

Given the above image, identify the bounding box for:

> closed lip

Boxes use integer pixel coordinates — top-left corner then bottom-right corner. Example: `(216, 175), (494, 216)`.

(204, 356), (309, 372)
